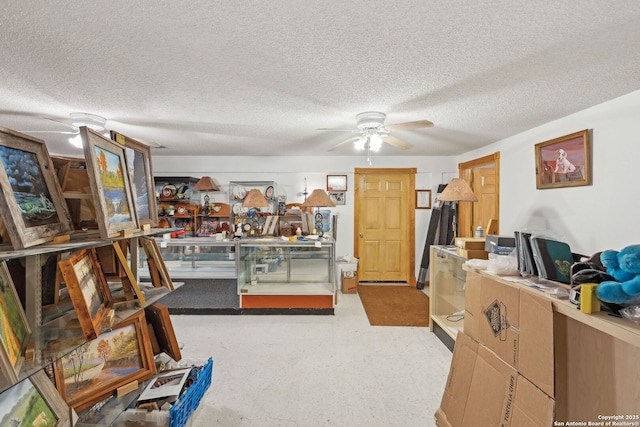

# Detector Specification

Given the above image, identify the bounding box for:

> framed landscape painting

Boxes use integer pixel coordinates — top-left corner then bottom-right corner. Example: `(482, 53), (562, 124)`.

(53, 310), (156, 412)
(0, 260), (32, 383)
(57, 248), (114, 341)
(81, 127), (139, 239)
(0, 370), (74, 426)
(111, 131), (158, 227)
(0, 127), (73, 249)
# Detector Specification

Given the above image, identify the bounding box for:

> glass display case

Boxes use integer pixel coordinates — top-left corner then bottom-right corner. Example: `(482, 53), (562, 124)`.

(429, 245), (467, 351)
(138, 237), (238, 280)
(238, 238), (335, 309)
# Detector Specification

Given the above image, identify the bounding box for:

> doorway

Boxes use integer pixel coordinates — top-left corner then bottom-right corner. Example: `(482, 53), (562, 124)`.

(354, 168), (416, 285)
(458, 152), (500, 237)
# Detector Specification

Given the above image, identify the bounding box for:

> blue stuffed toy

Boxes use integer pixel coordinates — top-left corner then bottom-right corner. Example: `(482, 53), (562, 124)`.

(595, 244), (640, 305)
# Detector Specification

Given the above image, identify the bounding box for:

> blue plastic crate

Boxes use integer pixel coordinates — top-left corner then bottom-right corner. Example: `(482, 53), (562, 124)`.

(169, 358), (213, 427)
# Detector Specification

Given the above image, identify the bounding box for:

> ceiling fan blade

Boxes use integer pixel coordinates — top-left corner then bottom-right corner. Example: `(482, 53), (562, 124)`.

(20, 130), (78, 135)
(328, 136), (361, 151)
(383, 135), (413, 150)
(316, 128), (361, 132)
(385, 120), (434, 131)
(44, 117), (78, 130)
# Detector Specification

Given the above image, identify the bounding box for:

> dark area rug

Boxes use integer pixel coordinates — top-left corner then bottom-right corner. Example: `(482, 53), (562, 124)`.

(156, 279), (240, 314)
(357, 284), (430, 326)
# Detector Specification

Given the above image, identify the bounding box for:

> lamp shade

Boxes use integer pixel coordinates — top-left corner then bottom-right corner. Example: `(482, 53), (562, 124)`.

(243, 189), (270, 207)
(193, 176), (220, 192)
(302, 189), (336, 207)
(437, 178), (478, 202)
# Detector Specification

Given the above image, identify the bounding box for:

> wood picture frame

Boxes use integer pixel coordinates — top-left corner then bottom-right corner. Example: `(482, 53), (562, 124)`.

(0, 260), (32, 383)
(53, 310), (156, 412)
(111, 130), (158, 227)
(328, 191), (346, 205)
(145, 302), (182, 361)
(415, 189), (432, 209)
(140, 237), (174, 290)
(0, 127), (73, 249)
(81, 127), (139, 239)
(57, 248), (114, 341)
(535, 129), (591, 189)
(0, 370), (74, 426)
(326, 174), (347, 191)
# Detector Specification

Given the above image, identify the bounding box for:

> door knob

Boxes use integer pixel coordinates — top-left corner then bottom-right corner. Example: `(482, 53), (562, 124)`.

(359, 233), (364, 238)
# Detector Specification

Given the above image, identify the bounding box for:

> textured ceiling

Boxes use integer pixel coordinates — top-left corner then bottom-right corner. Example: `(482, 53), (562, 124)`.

(1, 1), (640, 158)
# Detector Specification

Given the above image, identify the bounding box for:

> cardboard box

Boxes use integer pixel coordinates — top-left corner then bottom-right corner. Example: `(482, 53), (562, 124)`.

(455, 237), (486, 250)
(342, 272), (358, 293)
(456, 248), (489, 260)
(435, 332), (555, 427)
(464, 270), (555, 397)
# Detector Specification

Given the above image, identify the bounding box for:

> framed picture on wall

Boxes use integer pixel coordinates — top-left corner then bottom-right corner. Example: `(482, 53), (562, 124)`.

(415, 189), (432, 209)
(328, 191), (346, 205)
(326, 175), (347, 191)
(535, 129), (591, 189)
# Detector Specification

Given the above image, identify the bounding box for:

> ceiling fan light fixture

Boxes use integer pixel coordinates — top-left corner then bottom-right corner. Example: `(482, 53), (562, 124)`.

(369, 133), (383, 151)
(354, 135), (367, 151)
(68, 134), (83, 148)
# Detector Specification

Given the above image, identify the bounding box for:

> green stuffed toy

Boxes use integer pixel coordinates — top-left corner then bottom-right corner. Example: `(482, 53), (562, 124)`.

(595, 244), (640, 304)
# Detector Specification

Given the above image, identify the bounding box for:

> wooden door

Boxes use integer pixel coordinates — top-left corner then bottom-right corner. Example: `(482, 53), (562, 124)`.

(472, 167), (497, 232)
(459, 153), (500, 237)
(354, 168), (415, 284)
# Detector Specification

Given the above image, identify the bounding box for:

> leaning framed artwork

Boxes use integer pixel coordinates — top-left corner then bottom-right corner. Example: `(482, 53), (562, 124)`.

(111, 130), (158, 227)
(57, 248), (114, 341)
(81, 126), (139, 238)
(535, 129), (591, 189)
(53, 310), (156, 412)
(0, 260), (32, 382)
(0, 370), (74, 426)
(0, 127), (73, 249)
(145, 302), (182, 361)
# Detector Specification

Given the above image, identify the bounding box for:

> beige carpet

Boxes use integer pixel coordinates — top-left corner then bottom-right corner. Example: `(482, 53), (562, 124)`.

(357, 284), (430, 326)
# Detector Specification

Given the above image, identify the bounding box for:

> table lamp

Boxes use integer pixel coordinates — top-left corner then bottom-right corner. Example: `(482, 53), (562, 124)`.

(436, 178), (478, 243)
(193, 176), (220, 215)
(302, 189), (336, 236)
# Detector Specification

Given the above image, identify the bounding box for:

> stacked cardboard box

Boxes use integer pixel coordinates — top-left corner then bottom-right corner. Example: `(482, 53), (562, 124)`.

(454, 237), (489, 260)
(435, 269), (555, 426)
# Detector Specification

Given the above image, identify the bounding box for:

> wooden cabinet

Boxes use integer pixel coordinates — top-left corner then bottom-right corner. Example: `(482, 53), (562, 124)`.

(155, 176), (200, 232)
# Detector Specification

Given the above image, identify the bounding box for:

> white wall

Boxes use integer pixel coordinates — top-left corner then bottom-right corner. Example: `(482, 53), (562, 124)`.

(458, 89), (640, 256)
(154, 89), (640, 269)
(153, 155), (459, 274)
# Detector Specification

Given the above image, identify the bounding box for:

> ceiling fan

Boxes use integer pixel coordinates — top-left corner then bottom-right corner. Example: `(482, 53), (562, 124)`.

(319, 111), (434, 153)
(9, 112), (161, 148)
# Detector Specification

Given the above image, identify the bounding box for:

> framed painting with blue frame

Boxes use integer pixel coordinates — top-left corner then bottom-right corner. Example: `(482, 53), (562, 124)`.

(81, 126), (139, 238)
(0, 127), (73, 249)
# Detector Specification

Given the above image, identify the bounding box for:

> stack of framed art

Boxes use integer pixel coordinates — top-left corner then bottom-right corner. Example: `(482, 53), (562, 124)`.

(0, 125), (203, 423)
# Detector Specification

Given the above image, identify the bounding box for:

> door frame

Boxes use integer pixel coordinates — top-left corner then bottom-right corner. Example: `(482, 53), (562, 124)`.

(354, 168), (416, 285)
(458, 152), (500, 237)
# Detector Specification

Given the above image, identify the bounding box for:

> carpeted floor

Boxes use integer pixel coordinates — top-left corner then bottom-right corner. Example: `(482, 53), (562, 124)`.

(357, 284), (430, 326)
(156, 279), (240, 314)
